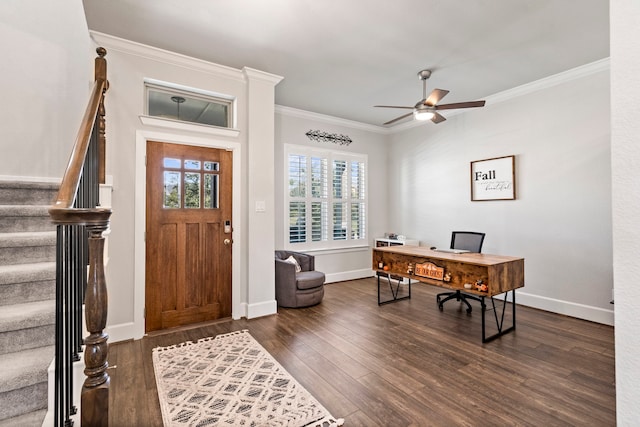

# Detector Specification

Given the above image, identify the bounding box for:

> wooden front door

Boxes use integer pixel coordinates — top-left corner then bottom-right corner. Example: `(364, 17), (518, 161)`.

(145, 141), (232, 332)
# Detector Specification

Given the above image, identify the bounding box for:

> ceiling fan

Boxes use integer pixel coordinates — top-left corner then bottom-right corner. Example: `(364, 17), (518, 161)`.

(375, 70), (486, 125)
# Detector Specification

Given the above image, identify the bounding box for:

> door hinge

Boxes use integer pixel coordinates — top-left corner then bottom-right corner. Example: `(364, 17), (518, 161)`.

(143, 307), (146, 318)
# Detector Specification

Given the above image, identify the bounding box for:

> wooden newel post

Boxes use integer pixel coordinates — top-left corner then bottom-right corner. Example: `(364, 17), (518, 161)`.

(81, 220), (110, 426)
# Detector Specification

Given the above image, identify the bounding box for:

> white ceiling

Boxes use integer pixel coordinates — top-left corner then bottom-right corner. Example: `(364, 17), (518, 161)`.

(82, 0), (609, 127)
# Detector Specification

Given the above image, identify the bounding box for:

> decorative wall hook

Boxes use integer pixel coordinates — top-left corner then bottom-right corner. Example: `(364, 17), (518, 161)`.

(305, 130), (352, 146)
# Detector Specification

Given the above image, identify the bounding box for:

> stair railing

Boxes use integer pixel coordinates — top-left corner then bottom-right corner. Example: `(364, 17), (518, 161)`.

(49, 47), (111, 427)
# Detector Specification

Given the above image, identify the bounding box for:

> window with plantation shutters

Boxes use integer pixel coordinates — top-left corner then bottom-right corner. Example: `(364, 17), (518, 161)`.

(285, 145), (367, 250)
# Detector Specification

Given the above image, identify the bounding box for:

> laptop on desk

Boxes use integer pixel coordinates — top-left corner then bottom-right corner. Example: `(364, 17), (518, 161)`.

(432, 248), (470, 254)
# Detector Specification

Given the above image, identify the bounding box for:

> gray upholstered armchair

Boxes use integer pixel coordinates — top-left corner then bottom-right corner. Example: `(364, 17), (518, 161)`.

(274, 250), (325, 308)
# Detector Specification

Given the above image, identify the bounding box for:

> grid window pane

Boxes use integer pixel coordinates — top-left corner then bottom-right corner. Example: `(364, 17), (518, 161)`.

(311, 157), (328, 198)
(204, 174), (219, 209)
(333, 160), (347, 199)
(163, 171), (181, 208)
(204, 161), (219, 171)
(184, 160), (201, 170)
(288, 154), (306, 198)
(311, 201), (328, 242)
(351, 202), (366, 240)
(289, 202), (306, 243)
(163, 158), (181, 169)
(184, 172), (201, 208)
(351, 161), (366, 200)
(333, 202), (347, 240)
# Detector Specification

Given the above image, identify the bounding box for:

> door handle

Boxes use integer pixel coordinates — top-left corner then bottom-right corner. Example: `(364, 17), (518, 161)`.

(224, 238), (232, 246)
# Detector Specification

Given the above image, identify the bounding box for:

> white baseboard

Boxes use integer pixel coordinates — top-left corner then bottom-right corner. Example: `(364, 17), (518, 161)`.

(246, 300), (278, 319)
(515, 291), (614, 326)
(325, 268), (373, 283)
(105, 321), (137, 343)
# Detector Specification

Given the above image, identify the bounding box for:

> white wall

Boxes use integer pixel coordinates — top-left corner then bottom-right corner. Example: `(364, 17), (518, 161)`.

(611, 0), (640, 423)
(0, 0), (91, 180)
(387, 62), (613, 325)
(90, 33), (281, 340)
(274, 107), (389, 282)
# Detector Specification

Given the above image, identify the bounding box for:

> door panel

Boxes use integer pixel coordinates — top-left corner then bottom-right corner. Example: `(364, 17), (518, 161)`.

(146, 141), (232, 332)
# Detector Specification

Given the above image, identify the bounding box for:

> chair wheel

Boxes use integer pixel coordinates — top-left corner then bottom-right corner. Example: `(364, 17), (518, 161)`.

(466, 307), (472, 314)
(438, 303), (444, 311)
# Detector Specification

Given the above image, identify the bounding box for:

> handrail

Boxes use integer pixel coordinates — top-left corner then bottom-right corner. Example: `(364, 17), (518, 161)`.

(51, 47), (107, 212)
(48, 47), (111, 427)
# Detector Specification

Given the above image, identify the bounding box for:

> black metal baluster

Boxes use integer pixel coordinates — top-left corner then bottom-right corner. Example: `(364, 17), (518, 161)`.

(55, 226), (63, 427)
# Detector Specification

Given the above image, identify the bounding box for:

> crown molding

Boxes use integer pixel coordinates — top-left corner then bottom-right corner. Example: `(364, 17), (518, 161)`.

(275, 105), (390, 134)
(89, 31), (246, 83)
(242, 67), (283, 86)
(484, 57), (610, 106)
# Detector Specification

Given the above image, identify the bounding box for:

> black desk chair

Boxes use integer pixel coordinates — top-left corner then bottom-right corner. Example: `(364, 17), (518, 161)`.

(436, 231), (486, 313)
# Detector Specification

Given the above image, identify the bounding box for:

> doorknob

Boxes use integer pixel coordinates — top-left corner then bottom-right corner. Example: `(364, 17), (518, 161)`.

(224, 238), (232, 246)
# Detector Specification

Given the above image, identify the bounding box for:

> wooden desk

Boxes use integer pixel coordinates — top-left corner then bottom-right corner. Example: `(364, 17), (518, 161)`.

(372, 246), (524, 342)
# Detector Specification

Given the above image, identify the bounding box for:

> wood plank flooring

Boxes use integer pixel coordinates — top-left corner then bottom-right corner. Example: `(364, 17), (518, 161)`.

(108, 278), (615, 426)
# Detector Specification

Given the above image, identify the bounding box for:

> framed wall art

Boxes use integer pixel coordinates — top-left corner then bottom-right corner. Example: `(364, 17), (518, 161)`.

(470, 155), (516, 201)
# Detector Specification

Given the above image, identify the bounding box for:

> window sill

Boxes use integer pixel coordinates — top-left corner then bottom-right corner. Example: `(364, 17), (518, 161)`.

(139, 115), (241, 138)
(285, 245), (370, 256)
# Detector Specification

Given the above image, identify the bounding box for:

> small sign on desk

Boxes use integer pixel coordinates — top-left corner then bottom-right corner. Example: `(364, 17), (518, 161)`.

(415, 262), (444, 280)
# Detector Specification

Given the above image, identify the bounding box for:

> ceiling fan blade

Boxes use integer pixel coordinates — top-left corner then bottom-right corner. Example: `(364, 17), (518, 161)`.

(435, 100), (486, 110)
(374, 105), (414, 109)
(431, 112), (447, 124)
(383, 112), (413, 125)
(424, 89), (450, 106)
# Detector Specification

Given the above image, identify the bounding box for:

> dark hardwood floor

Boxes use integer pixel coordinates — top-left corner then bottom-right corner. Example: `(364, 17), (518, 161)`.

(108, 278), (615, 426)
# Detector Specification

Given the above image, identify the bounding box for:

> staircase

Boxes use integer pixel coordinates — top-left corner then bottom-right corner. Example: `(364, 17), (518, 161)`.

(0, 181), (58, 426)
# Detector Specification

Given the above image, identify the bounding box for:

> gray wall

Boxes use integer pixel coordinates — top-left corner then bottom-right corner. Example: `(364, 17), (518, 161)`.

(0, 0), (91, 180)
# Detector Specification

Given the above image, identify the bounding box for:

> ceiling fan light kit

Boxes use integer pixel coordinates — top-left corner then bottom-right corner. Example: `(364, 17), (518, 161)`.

(413, 110), (434, 121)
(375, 69), (486, 126)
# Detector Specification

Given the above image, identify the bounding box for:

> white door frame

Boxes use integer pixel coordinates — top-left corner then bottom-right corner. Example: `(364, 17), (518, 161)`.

(133, 129), (242, 339)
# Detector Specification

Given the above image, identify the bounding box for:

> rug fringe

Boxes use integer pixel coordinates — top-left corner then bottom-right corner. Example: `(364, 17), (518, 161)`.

(152, 329), (250, 353)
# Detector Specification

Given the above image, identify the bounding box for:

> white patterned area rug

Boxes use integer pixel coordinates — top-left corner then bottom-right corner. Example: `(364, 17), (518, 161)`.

(152, 330), (344, 427)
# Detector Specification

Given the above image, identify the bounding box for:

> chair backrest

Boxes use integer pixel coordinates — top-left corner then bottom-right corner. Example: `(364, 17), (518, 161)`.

(450, 231), (485, 253)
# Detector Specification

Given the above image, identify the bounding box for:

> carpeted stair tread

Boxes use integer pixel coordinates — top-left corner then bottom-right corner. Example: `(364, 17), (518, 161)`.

(0, 345), (54, 394)
(0, 231), (56, 248)
(0, 205), (50, 216)
(0, 181), (58, 191)
(0, 262), (55, 285)
(0, 181), (58, 206)
(0, 262), (56, 306)
(0, 409), (46, 427)
(0, 300), (55, 333)
(0, 205), (54, 233)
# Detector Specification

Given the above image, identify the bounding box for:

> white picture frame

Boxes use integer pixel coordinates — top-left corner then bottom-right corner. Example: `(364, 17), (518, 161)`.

(470, 155), (516, 201)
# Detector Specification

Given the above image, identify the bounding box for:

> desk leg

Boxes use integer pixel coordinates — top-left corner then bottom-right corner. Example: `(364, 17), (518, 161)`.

(481, 290), (516, 343)
(377, 273), (411, 305)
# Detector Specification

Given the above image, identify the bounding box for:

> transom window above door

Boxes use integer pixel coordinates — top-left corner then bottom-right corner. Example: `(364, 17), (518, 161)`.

(145, 80), (234, 128)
